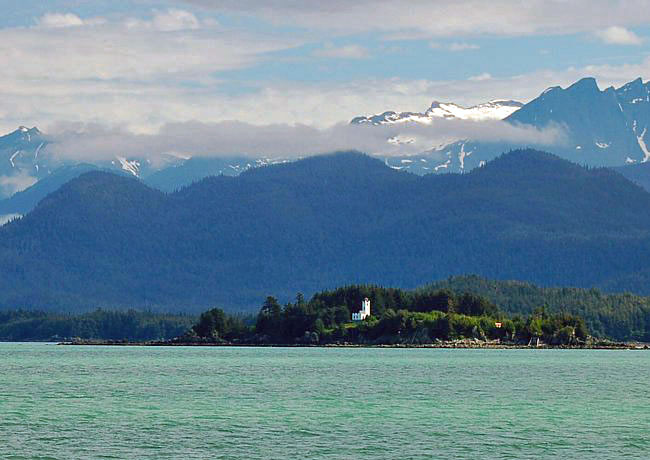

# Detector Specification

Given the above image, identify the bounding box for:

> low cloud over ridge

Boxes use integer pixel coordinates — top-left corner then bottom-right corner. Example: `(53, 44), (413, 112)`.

(44, 118), (567, 162)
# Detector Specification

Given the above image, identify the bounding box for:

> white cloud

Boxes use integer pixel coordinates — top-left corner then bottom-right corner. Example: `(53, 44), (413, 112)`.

(313, 44), (369, 59)
(0, 172), (37, 196)
(1, 7), (650, 136)
(38, 13), (85, 28)
(448, 42), (480, 51)
(429, 42), (479, 51)
(468, 73), (492, 81)
(183, 0), (650, 38)
(596, 26), (643, 45)
(44, 118), (566, 162)
(126, 9), (202, 32)
(0, 56), (648, 136)
(0, 11), (305, 134)
(0, 13), (298, 83)
(154, 9), (201, 31)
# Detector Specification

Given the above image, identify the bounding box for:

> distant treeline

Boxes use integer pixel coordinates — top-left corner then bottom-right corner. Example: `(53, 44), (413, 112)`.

(428, 276), (650, 342)
(0, 309), (196, 341)
(183, 286), (589, 346)
(4, 276), (647, 343)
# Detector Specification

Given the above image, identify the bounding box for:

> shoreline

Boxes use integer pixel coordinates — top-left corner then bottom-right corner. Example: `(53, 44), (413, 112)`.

(57, 340), (649, 350)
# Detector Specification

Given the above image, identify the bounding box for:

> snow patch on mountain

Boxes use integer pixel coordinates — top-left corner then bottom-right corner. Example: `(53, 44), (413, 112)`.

(426, 100), (524, 121)
(636, 128), (650, 162)
(458, 143), (468, 170)
(9, 151), (19, 168)
(434, 159), (451, 171)
(351, 99), (523, 125)
(115, 157), (141, 177)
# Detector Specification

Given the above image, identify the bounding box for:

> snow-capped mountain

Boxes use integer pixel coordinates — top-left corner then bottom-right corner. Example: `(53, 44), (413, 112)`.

(0, 121), (293, 202)
(351, 99), (523, 125)
(0, 126), (47, 173)
(377, 77), (650, 174)
(0, 126), (58, 198)
(0, 125), (192, 198)
(104, 153), (187, 179)
(6, 76), (650, 202)
(0, 126), (139, 198)
(507, 77), (650, 165)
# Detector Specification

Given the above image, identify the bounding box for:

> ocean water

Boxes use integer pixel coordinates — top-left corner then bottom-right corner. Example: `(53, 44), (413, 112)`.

(1, 344), (648, 459)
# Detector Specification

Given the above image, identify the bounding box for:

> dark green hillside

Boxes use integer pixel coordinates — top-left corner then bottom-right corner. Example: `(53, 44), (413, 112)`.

(0, 172), (170, 310)
(2, 150), (650, 311)
(614, 161), (650, 193)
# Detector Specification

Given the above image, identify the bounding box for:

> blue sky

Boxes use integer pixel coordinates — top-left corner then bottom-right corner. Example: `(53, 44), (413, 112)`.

(1, 0), (650, 134)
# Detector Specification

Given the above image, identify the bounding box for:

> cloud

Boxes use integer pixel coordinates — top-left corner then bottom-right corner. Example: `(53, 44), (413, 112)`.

(1, 55), (649, 136)
(182, 0), (650, 38)
(468, 73), (492, 81)
(0, 172), (37, 196)
(43, 117), (567, 164)
(38, 13), (85, 28)
(429, 42), (480, 51)
(595, 26), (643, 45)
(126, 9), (202, 31)
(38, 13), (106, 28)
(313, 44), (369, 59)
(2, 7), (650, 135)
(0, 10), (301, 133)
(0, 12), (299, 86)
(448, 42), (480, 51)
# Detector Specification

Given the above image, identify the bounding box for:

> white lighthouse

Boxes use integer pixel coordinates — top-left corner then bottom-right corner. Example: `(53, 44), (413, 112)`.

(352, 297), (371, 321)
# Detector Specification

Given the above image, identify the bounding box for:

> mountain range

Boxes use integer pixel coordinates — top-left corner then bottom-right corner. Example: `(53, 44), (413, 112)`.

(4, 76), (650, 200)
(0, 127), (286, 219)
(377, 77), (650, 174)
(2, 149), (650, 312)
(4, 76), (650, 223)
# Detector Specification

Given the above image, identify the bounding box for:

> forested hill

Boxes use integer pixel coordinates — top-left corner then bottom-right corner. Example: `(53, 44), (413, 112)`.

(614, 162), (650, 193)
(2, 149), (650, 312)
(427, 275), (650, 341)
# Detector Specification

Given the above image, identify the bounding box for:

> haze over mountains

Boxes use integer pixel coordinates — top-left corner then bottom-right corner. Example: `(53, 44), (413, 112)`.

(0, 77), (649, 187)
(3, 75), (650, 313)
(4, 76), (650, 232)
(4, 76), (650, 207)
(2, 149), (650, 312)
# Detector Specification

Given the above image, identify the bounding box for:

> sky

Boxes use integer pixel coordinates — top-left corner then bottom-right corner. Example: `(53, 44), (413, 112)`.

(1, 0), (650, 146)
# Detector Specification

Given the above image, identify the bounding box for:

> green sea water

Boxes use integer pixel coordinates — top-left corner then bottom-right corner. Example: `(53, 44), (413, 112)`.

(1, 344), (648, 459)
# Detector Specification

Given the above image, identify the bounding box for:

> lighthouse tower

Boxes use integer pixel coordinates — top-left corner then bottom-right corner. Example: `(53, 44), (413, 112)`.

(352, 297), (371, 321)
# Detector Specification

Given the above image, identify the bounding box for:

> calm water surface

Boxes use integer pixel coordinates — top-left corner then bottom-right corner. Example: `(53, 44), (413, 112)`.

(1, 344), (648, 459)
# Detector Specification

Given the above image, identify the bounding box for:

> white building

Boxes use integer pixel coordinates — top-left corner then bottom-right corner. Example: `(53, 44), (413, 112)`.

(352, 298), (371, 321)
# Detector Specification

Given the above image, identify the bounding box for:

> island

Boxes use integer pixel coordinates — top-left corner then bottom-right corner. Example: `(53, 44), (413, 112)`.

(61, 285), (648, 349)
